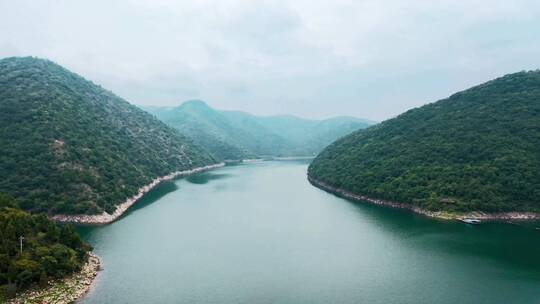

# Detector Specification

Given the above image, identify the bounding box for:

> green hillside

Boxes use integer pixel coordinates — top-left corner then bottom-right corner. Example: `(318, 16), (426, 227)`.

(0, 194), (91, 300)
(253, 114), (371, 156)
(145, 100), (372, 160)
(0, 57), (216, 215)
(309, 71), (540, 213)
(144, 101), (259, 160)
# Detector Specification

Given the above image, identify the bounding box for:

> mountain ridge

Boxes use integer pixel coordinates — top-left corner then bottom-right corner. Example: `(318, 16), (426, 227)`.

(0, 56), (217, 215)
(308, 70), (540, 213)
(144, 100), (374, 160)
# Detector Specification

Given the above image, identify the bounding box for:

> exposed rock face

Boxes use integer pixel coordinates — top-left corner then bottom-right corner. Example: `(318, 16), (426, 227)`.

(308, 175), (540, 221)
(8, 253), (101, 304)
(51, 163), (224, 224)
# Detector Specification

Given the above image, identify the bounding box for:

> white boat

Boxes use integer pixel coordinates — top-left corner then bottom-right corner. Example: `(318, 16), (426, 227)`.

(460, 218), (481, 225)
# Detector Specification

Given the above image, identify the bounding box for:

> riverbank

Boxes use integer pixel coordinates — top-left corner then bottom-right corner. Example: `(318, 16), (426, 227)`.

(52, 163), (224, 224)
(8, 253), (100, 304)
(227, 157), (314, 164)
(308, 176), (540, 221)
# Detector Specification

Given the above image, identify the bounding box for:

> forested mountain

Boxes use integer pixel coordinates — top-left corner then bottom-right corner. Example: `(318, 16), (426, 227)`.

(0, 194), (91, 300)
(0, 57), (216, 215)
(309, 71), (540, 213)
(144, 101), (259, 160)
(145, 100), (373, 160)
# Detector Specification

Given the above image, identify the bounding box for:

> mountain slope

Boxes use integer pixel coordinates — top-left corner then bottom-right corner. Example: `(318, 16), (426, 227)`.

(146, 101), (373, 160)
(309, 71), (540, 213)
(144, 101), (264, 160)
(218, 110), (300, 156)
(254, 115), (372, 155)
(0, 194), (91, 300)
(0, 57), (216, 215)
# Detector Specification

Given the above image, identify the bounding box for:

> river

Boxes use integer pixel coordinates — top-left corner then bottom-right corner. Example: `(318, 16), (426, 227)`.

(77, 160), (540, 304)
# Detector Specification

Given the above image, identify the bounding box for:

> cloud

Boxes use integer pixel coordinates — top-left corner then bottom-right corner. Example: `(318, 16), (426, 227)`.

(1, 0), (539, 120)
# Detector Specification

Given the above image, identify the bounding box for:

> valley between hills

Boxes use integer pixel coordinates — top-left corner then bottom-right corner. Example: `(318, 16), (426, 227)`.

(1, 57), (539, 303)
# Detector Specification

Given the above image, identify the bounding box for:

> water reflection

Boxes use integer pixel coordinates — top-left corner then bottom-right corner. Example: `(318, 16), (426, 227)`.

(78, 162), (540, 304)
(186, 172), (232, 184)
(126, 181), (179, 213)
(333, 193), (540, 275)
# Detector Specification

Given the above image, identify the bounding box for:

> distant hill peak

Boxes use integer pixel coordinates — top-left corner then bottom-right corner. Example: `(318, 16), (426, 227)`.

(146, 101), (373, 161)
(2, 56), (50, 65)
(0, 57), (216, 215)
(175, 99), (377, 124)
(180, 99), (212, 109)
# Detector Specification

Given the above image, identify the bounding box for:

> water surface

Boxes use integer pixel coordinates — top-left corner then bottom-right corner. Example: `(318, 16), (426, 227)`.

(78, 161), (540, 304)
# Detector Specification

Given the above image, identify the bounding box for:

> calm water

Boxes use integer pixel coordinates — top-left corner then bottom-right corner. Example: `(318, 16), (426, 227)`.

(77, 161), (540, 304)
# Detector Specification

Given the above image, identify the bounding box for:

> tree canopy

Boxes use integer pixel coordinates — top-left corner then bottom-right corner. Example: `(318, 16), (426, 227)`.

(0, 57), (216, 215)
(145, 100), (372, 161)
(309, 71), (540, 212)
(0, 194), (91, 300)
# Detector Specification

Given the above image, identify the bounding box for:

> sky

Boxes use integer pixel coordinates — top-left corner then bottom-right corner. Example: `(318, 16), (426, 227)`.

(1, 0), (539, 121)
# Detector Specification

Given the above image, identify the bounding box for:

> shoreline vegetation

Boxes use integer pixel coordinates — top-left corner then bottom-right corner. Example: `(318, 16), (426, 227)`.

(307, 71), (540, 218)
(51, 163), (224, 225)
(0, 57), (218, 216)
(8, 253), (100, 304)
(308, 176), (540, 221)
(7, 164), (222, 302)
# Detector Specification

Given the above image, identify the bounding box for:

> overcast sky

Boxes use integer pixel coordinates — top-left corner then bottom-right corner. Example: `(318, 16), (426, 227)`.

(1, 0), (539, 120)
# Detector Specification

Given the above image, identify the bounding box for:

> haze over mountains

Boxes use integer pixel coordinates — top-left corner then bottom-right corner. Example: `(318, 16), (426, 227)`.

(1, 55), (538, 218)
(2, 1), (540, 302)
(309, 71), (540, 213)
(0, 57), (216, 215)
(144, 100), (374, 161)
(0, 56), (372, 217)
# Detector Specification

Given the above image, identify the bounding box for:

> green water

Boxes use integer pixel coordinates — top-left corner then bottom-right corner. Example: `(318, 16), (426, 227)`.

(77, 161), (540, 304)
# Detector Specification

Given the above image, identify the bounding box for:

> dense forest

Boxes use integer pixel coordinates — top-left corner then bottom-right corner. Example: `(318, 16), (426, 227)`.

(309, 71), (540, 212)
(145, 100), (256, 160)
(145, 100), (373, 161)
(0, 194), (91, 300)
(0, 57), (216, 215)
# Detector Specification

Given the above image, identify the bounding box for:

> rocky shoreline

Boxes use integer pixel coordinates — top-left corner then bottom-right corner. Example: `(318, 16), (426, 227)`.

(308, 175), (540, 221)
(8, 253), (101, 304)
(52, 163), (224, 224)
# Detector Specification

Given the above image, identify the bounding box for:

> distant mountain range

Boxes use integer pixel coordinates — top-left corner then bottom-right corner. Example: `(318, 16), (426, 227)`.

(309, 70), (540, 214)
(0, 57), (216, 215)
(144, 100), (375, 161)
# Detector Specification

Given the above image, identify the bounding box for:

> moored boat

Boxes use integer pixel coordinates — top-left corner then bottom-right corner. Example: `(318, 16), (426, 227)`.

(460, 218), (481, 225)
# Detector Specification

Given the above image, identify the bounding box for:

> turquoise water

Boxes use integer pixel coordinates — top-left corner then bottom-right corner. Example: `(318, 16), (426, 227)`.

(77, 161), (540, 304)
